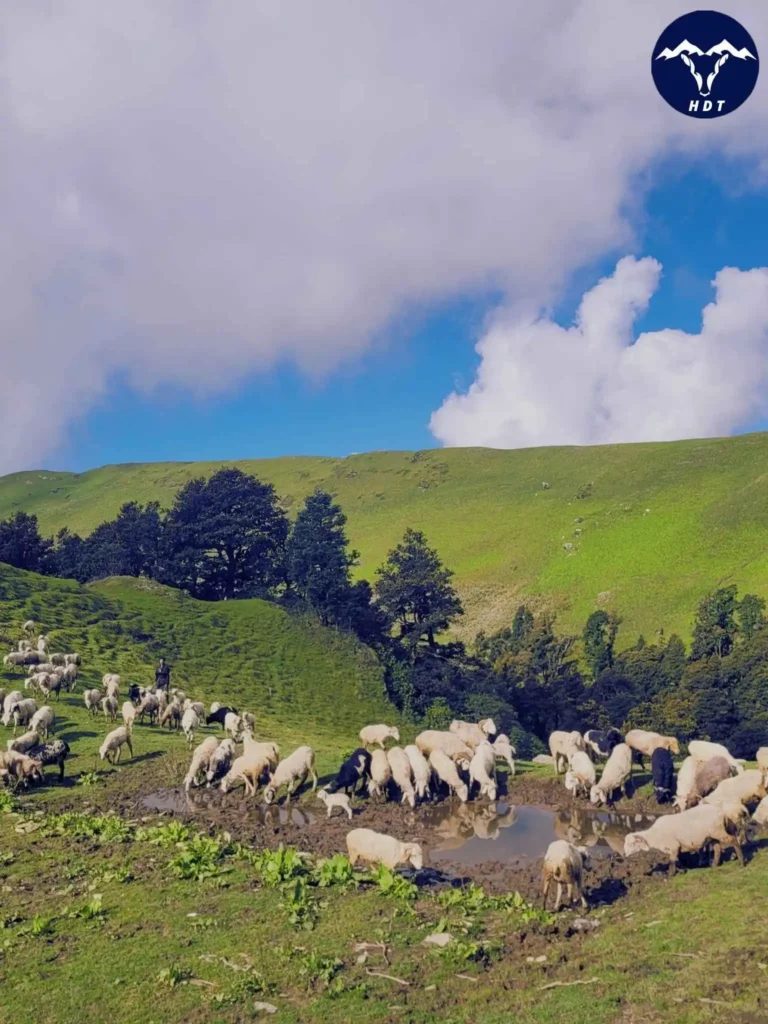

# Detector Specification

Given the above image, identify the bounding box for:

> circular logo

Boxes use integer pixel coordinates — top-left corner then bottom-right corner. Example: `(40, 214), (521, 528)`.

(652, 10), (759, 118)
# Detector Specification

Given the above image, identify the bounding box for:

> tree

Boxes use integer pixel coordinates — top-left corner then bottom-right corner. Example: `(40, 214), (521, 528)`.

(50, 528), (88, 582)
(0, 512), (51, 573)
(286, 491), (357, 625)
(160, 468), (288, 600)
(690, 586), (739, 660)
(583, 610), (619, 679)
(738, 593), (766, 642)
(374, 529), (463, 654)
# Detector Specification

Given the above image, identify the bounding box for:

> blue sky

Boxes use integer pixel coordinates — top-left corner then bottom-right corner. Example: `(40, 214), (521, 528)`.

(53, 157), (768, 472)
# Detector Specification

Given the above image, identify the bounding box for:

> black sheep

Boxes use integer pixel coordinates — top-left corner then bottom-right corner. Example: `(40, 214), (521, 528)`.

(27, 740), (70, 782)
(584, 728), (624, 760)
(128, 684), (141, 704)
(651, 747), (674, 804)
(205, 706), (238, 729)
(327, 748), (371, 794)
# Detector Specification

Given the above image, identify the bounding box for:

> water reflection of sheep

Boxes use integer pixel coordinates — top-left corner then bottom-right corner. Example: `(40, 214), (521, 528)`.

(431, 801), (518, 851)
(553, 809), (648, 855)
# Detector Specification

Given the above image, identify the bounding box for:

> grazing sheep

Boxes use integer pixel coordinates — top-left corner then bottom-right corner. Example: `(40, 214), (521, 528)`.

(449, 718), (497, 748)
(0, 749), (43, 786)
(2, 691), (24, 727)
(29, 706), (55, 740)
(429, 749), (469, 803)
(40, 672), (64, 702)
(327, 748), (371, 795)
(183, 700), (206, 719)
(624, 729), (680, 768)
(625, 802), (746, 873)
(583, 728), (624, 760)
(101, 695), (118, 722)
(317, 789), (353, 820)
(263, 746), (317, 804)
(183, 736), (220, 791)
(359, 724), (400, 749)
(387, 746), (417, 808)
(127, 684), (141, 704)
(702, 769), (767, 811)
(50, 653), (65, 667)
(224, 712), (242, 741)
(99, 724), (134, 765)
(209, 701), (221, 715)
(752, 795), (768, 826)
(220, 750), (273, 796)
(137, 693), (160, 725)
(346, 828), (423, 871)
(690, 756), (736, 806)
(159, 700), (182, 730)
(63, 653), (81, 666)
(7, 729), (42, 754)
(541, 840), (590, 911)
(3, 652), (27, 669)
(565, 750), (597, 800)
(469, 741), (498, 801)
(102, 673), (121, 690)
(122, 701), (137, 729)
(415, 730), (473, 768)
(29, 662), (55, 677)
(590, 743), (633, 807)
(404, 744), (431, 801)
(62, 664), (78, 691)
(206, 705), (239, 729)
(27, 739), (70, 781)
(651, 748), (675, 805)
(491, 734), (516, 775)
(83, 689), (102, 716)
(368, 749), (392, 801)
(674, 756), (698, 811)
(18, 640), (31, 653)
(205, 738), (237, 787)
(688, 740), (744, 775)
(11, 699), (37, 735)
(241, 711), (256, 734)
(26, 671), (48, 694)
(22, 620), (35, 636)
(548, 730), (586, 774)
(181, 707), (199, 746)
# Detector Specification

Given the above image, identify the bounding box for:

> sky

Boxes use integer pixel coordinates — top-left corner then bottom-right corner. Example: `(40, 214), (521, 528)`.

(3, 2), (768, 473)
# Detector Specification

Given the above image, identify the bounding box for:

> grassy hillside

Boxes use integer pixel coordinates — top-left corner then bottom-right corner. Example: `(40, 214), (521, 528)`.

(0, 565), (396, 768)
(5, 431), (768, 643)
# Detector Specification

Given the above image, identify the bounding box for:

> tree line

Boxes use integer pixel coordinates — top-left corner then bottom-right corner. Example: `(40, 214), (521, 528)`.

(1, 468), (767, 756)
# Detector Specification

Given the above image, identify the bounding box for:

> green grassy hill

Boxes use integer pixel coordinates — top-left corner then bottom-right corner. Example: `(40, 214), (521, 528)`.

(5, 431), (768, 644)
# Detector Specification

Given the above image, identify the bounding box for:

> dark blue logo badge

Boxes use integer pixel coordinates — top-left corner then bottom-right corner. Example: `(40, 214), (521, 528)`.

(652, 10), (759, 118)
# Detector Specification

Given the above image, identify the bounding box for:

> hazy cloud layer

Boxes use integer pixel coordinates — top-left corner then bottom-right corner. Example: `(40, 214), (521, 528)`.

(2, 1), (768, 470)
(430, 257), (768, 447)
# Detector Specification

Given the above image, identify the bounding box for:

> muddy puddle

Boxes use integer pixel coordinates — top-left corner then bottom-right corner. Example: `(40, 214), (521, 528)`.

(141, 787), (317, 826)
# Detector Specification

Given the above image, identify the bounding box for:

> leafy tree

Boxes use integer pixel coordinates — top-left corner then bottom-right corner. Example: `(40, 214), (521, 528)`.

(583, 610), (619, 679)
(160, 468), (288, 600)
(0, 512), (52, 573)
(50, 528), (88, 582)
(690, 586), (739, 660)
(286, 491), (357, 625)
(374, 529), (463, 654)
(738, 593), (766, 642)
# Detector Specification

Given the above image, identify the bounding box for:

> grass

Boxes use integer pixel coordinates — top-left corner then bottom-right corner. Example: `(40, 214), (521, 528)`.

(5, 432), (768, 644)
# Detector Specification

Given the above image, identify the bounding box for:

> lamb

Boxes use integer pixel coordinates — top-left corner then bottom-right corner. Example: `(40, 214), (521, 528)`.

(181, 707), (199, 745)
(137, 693), (160, 725)
(26, 739), (70, 782)
(565, 750), (597, 800)
(29, 706), (55, 740)
(205, 738), (237, 787)
(404, 744), (431, 801)
(702, 769), (767, 811)
(263, 746), (317, 804)
(224, 712), (242, 741)
(0, 749), (43, 786)
(84, 689), (102, 716)
(688, 740), (744, 775)
(368, 748), (392, 801)
(415, 730), (473, 768)
(7, 729), (42, 754)
(541, 840), (590, 911)
(11, 698), (37, 735)
(624, 729), (680, 768)
(99, 724), (134, 765)
(327, 748), (371, 795)
(429, 748), (469, 803)
(491, 734), (516, 775)
(183, 736), (220, 791)
(101, 695), (118, 722)
(469, 741), (498, 801)
(359, 724), (400, 749)
(589, 743), (633, 807)
(122, 701), (137, 729)
(549, 730), (586, 774)
(317, 789), (353, 820)
(387, 746), (417, 808)
(449, 718), (497, 748)
(346, 828), (423, 871)
(583, 728), (624, 760)
(625, 802), (746, 873)
(651, 748), (675, 804)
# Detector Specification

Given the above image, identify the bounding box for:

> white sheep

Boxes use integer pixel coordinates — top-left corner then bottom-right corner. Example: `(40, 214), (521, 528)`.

(491, 734), (516, 775)
(26, 671), (48, 693)
(469, 741), (497, 801)
(702, 769), (767, 810)
(589, 743), (632, 807)
(29, 662), (56, 677)
(18, 640), (31, 653)
(565, 750), (597, 799)
(102, 673), (121, 691)
(159, 700), (181, 730)
(0, 749), (42, 786)
(548, 730), (586, 774)
(22, 620), (35, 636)
(415, 730), (473, 768)
(242, 711), (256, 734)
(756, 747), (768, 772)
(404, 744), (431, 801)
(184, 736), (220, 791)
(752, 795), (768, 826)
(29, 706), (54, 740)
(368, 748), (392, 800)
(625, 802), (746, 872)
(317, 789), (353, 820)
(99, 724), (133, 765)
(209, 701), (222, 715)
(11, 699), (37, 735)
(1, 691), (24, 727)
(263, 746), (317, 804)
(83, 689), (102, 716)
(50, 653), (65, 667)
(541, 840), (590, 911)
(429, 748), (469, 803)
(449, 718), (497, 748)
(387, 746), (416, 808)
(121, 701), (137, 729)
(105, 677), (121, 701)
(221, 750), (273, 796)
(101, 695), (118, 722)
(205, 738), (237, 787)
(224, 712), (242, 740)
(688, 740), (744, 774)
(62, 664), (78, 690)
(346, 828), (423, 871)
(3, 652), (27, 669)
(181, 707), (199, 746)
(624, 729), (680, 764)
(63, 653), (81, 666)
(241, 734), (280, 768)
(674, 756), (699, 811)
(359, 724), (400, 749)
(7, 729), (41, 754)
(137, 693), (160, 725)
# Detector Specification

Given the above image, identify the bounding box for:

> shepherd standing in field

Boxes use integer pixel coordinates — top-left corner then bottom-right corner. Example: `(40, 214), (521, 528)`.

(155, 657), (171, 692)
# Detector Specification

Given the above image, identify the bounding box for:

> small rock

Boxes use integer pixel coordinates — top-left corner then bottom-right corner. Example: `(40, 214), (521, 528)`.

(759, 963), (767, 971)
(526, 954), (547, 963)
(533, 754), (554, 765)
(424, 932), (453, 948)
(425, 985), (437, 991)
(253, 1002), (278, 1015)
(541, 481), (551, 489)
(356, 952), (368, 965)
(573, 517), (584, 523)
(563, 542), (574, 551)
(572, 918), (600, 931)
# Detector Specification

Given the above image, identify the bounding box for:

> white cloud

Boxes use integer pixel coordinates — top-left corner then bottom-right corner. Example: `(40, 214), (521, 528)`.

(429, 257), (768, 447)
(2, 1), (768, 470)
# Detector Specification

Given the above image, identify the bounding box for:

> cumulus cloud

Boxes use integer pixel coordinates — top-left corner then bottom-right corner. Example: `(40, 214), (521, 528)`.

(2, 1), (768, 470)
(430, 257), (768, 447)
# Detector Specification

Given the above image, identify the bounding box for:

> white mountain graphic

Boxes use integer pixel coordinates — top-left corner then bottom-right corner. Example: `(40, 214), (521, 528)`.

(655, 37), (757, 98)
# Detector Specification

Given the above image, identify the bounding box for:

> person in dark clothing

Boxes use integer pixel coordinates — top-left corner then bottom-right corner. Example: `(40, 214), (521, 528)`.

(155, 657), (170, 692)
